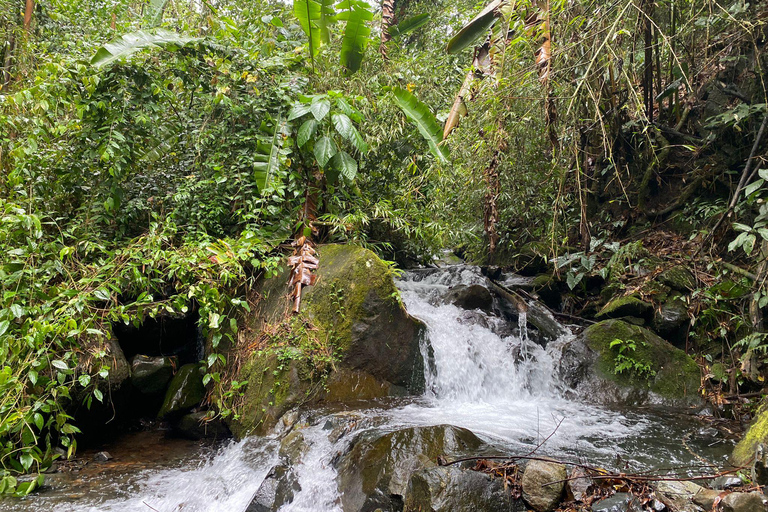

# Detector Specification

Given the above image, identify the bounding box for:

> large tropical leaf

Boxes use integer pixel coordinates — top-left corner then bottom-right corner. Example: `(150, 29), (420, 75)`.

(294, 0), (322, 70)
(91, 29), (200, 68)
(337, 0), (373, 74)
(318, 0), (336, 45)
(446, 0), (503, 55)
(253, 115), (284, 193)
(388, 13), (430, 39)
(391, 87), (449, 164)
(146, 0), (170, 27)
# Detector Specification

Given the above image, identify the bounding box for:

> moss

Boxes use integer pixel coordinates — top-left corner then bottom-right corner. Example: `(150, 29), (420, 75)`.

(657, 266), (696, 292)
(584, 320), (700, 402)
(733, 402), (768, 466)
(596, 295), (653, 320)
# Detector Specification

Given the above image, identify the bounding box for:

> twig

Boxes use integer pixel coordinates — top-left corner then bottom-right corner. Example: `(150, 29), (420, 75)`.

(142, 502), (160, 512)
(522, 417), (564, 458)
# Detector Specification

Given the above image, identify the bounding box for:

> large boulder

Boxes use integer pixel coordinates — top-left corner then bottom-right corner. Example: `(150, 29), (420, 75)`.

(555, 320), (701, 406)
(404, 466), (523, 512)
(231, 244), (426, 436)
(595, 296), (653, 321)
(733, 400), (768, 475)
(158, 363), (206, 419)
(444, 284), (494, 313)
(336, 425), (484, 512)
(130, 354), (174, 395)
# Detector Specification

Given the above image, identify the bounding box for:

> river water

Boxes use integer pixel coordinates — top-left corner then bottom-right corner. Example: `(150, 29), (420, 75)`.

(1, 266), (733, 512)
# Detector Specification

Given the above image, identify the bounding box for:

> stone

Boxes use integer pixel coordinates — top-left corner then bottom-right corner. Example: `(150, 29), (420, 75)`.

(596, 296), (653, 321)
(711, 476), (744, 490)
(174, 411), (230, 440)
(655, 480), (705, 510)
(103, 338), (131, 390)
(403, 466), (522, 512)
(556, 319), (701, 407)
(521, 459), (567, 512)
(246, 465), (301, 512)
(692, 488), (721, 510)
(592, 493), (642, 512)
(566, 467), (591, 502)
(657, 266), (696, 292)
(130, 355), (174, 395)
(733, 401), (768, 471)
(720, 491), (767, 512)
(652, 295), (689, 339)
(93, 451), (112, 462)
(231, 244), (426, 437)
(336, 425), (484, 512)
(444, 284), (494, 313)
(157, 363), (206, 419)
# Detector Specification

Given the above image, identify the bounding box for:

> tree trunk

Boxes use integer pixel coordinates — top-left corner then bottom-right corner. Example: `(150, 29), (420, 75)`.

(380, 0), (396, 60)
(24, 0), (34, 33)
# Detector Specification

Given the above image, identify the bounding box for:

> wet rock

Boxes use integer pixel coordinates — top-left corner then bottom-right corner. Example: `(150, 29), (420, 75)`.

(658, 266), (696, 292)
(445, 284), (494, 313)
(103, 338), (131, 390)
(93, 451), (112, 463)
(130, 355), (174, 395)
(521, 459), (566, 512)
(232, 245), (426, 436)
(336, 424), (484, 512)
(157, 364), (206, 419)
(732, 403), (768, 472)
(557, 319), (701, 407)
(720, 491), (767, 512)
(174, 411), (230, 440)
(246, 464), (301, 512)
(279, 430), (307, 463)
(652, 295), (689, 342)
(403, 466), (522, 512)
(592, 493), (642, 512)
(711, 475), (744, 490)
(596, 295), (653, 321)
(656, 480), (705, 510)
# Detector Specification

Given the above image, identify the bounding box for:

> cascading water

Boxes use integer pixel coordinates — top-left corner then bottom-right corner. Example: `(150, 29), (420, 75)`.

(1, 265), (731, 512)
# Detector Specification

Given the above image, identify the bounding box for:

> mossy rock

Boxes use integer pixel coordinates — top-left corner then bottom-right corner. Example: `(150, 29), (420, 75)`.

(595, 295), (653, 321)
(231, 244), (425, 437)
(657, 266), (696, 292)
(733, 401), (768, 468)
(158, 363), (206, 419)
(583, 320), (700, 405)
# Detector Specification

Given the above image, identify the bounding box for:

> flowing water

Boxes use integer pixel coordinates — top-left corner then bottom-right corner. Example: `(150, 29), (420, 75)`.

(1, 266), (733, 512)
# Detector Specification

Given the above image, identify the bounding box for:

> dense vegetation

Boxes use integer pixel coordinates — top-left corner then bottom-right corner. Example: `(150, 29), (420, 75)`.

(0, 0), (766, 496)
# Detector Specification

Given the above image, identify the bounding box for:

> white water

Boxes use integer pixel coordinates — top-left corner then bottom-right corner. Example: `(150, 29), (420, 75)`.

(3, 265), (729, 512)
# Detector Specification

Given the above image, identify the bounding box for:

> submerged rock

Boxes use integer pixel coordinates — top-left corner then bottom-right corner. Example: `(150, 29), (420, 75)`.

(521, 459), (566, 512)
(336, 424), (484, 512)
(246, 464), (301, 512)
(157, 364), (206, 419)
(556, 319), (701, 406)
(231, 244), (425, 436)
(130, 355), (174, 395)
(404, 466), (522, 512)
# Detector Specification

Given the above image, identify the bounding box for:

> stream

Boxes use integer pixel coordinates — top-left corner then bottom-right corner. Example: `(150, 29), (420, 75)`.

(1, 266), (734, 512)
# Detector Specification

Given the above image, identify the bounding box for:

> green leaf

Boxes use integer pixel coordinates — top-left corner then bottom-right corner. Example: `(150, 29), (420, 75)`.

(744, 179), (764, 197)
(331, 113), (367, 151)
(51, 360), (68, 371)
(390, 87), (449, 163)
(759, 168), (768, 181)
(93, 288), (111, 301)
(331, 151), (358, 182)
(389, 13), (430, 39)
(293, 0), (335, 70)
(298, 119), (318, 147)
(33, 413), (43, 431)
(19, 454), (33, 472)
(78, 374), (91, 387)
(310, 98), (331, 121)
(93, 389), (104, 403)
(0, 320), (8, 337)
(446, 0), (502, 54)
(337, 0), (373, 74)
(288, 103), (312, 121)
(253, 115), (284, 194)
(146, 0), (171, 27)
(314, 136), (338, 168)
(91, 29), (200, 68)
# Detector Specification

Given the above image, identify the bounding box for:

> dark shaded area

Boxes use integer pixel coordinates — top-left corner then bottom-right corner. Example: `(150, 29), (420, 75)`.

(112, 310), (202, 366)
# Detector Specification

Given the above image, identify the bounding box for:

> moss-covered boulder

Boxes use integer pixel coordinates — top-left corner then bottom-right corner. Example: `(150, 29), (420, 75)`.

(404, 466), (522, 512)
(337, 425), (485, 512)
(556, 320), (701, 406)
(657, 266), (696, 292)
(158, 363), (206, 419)
(231, 244), (425, 436)
(595, 295), (653, 321)
(733, 400), (768, 471)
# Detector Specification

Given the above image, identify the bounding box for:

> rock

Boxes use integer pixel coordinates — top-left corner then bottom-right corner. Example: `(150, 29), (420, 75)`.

(658, 266), (696, 292)
(157, 363), (206, 419)
(655, 480), (706, 510)
(93, 451), (112, 463)
(278, 430), (307, 463)
(592, 493), (642, 512)
(556, 319), (701, 407)
(596, 296), (653, 321)
(566, 467), (591, 502)
(246, 465), (301, 512)
(711, 476), (744, 490)
(231, 244), (426, 436)
(174, 411), (230, 440)
(445, 284), (494, 312)
(692, 488), (721, 510)
(103, 338), (131, 390)
(652, 295), (689, 344)
(720, 491), (767, 512)
(521, 459), (566, 512)
(337, 425), (484, 512)
(403, 466), (522, 512)
(733, 401), (768, 473)
(130, 355), (174, 395)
